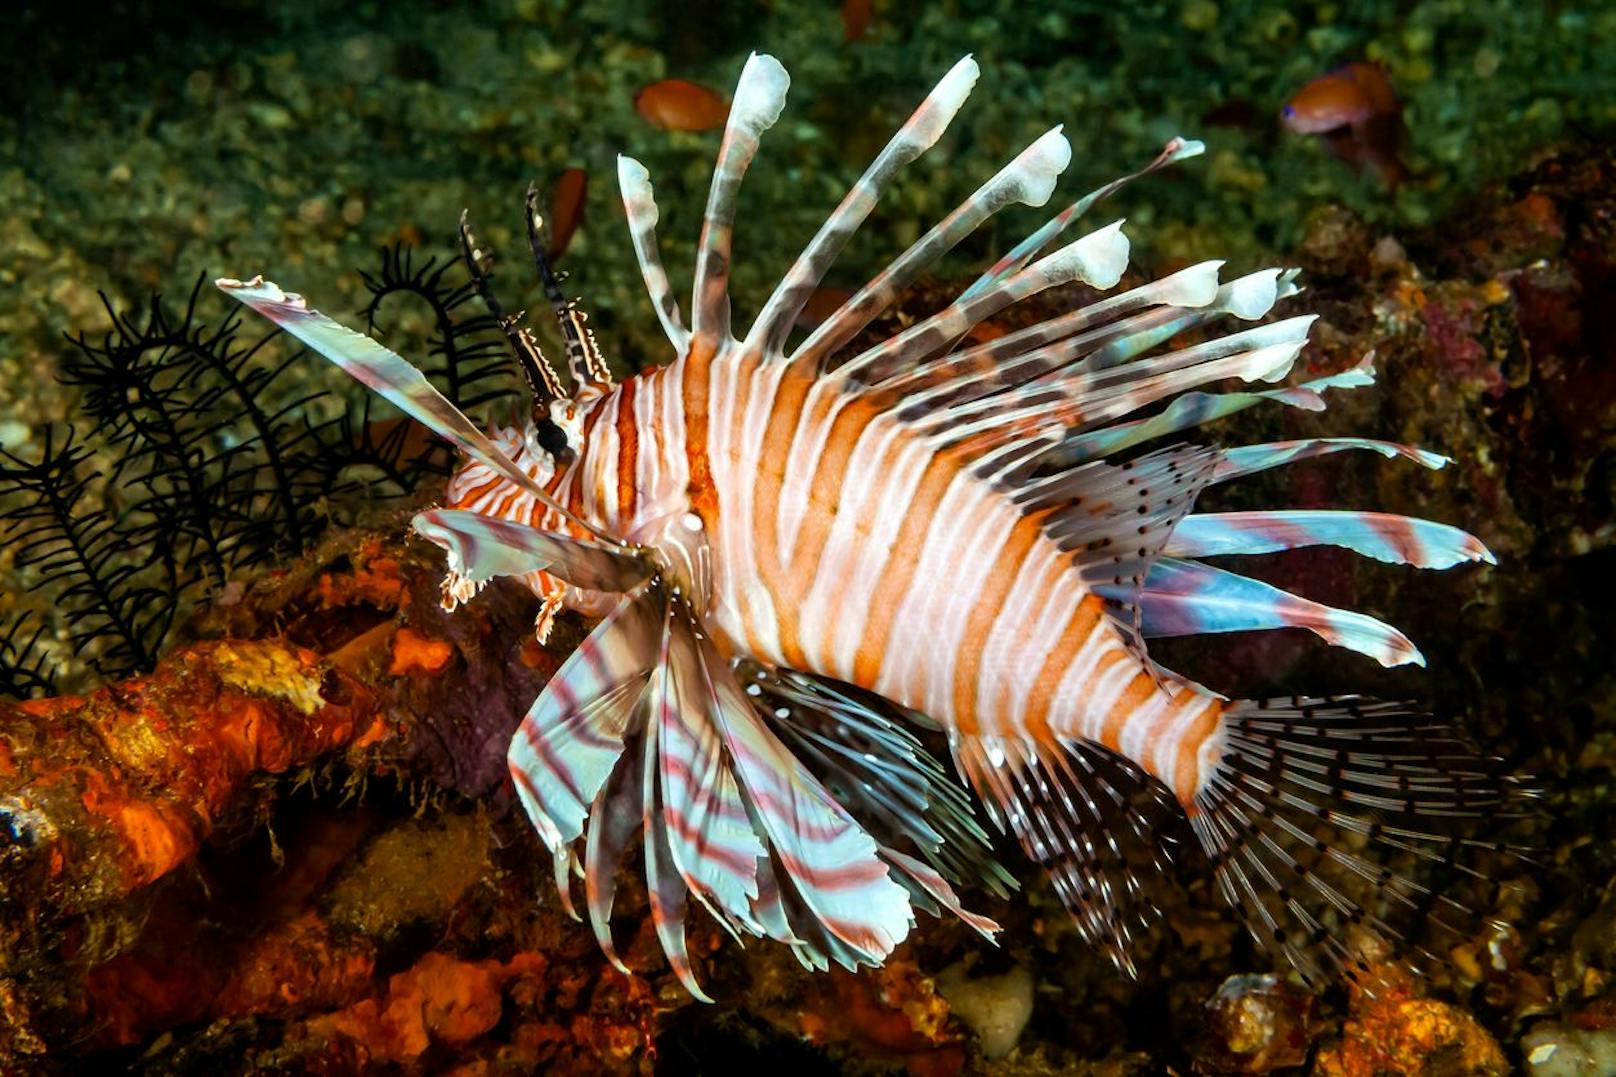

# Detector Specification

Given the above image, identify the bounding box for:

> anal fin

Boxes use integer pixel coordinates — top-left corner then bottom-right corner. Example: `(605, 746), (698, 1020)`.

(953, 732), (1180, 977)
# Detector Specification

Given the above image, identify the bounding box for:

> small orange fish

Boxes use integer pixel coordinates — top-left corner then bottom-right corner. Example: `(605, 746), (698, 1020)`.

(547, 168), (587, 261)
(1281, 62), (1407, 187)
(634, 79), (729, 132)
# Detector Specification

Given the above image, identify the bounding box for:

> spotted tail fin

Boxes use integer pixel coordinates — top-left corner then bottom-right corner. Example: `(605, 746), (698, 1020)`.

(1191, 697), (1534, 983)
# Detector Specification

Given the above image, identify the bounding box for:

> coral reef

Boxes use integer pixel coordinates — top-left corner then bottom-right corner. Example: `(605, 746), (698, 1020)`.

(0, 140), (1612, 1071)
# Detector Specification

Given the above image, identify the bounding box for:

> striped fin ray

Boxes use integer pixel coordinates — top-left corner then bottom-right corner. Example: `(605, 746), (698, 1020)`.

(959, 135), (1205, 302)
(833, 264), (1304, 476)
(655, 602), (769, 938)
(771, 869), (882, 974)
(852, 261), (1289, 432)
(875, 849), (1000, 939)
(524, 183), (614, 395)
(1105, 557), (1425, 668)
(625, 619), (929, 981)
(1192, 696), (1533, 984)
(1165, 510), (1495, 569)
(954, 733), (1182, 977)
(505, 577), (922, 995)
(1052, 355), (1379, 467)
(214, 275), (619, 545)
(745, 56), (981, 357)
(617, 156), (689, 352)
(1067, 316), (1317, 421)
(507, 583), (664, 859)
(531, 584), (928, 992)
(1076, 268), (1298, 373)
(412, 508), (651, 595)
(583, 725), (646, 975)
(925, 314), (1317, 458)
(458, 208), (567, 404)
(867, 258), (1225, 399)
(833, 219), (1131, 386)
(1002, 445), (1220, 671)
(790, 125), (1074, 374)
(639, 692), (707, 998)
(690, 52), (791, 345)
(743, 663), (1015, 908)
(1208, 436), (1450, 484)
(687, 628), (916, 966)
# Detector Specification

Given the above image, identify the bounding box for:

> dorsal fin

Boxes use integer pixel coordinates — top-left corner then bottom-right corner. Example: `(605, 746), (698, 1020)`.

(790, 125), (1072, 375)
(744, 56), (981, 357)
(690, 53), (791, 347)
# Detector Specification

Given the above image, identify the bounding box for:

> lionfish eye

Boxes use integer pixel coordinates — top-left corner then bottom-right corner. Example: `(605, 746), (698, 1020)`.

(533, 418), (574, 463)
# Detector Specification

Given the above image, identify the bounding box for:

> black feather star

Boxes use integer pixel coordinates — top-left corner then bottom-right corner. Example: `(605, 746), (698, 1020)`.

(0, 427), (180, 679)
(0, 244), (517, 697)
(0, 611), (57, 700)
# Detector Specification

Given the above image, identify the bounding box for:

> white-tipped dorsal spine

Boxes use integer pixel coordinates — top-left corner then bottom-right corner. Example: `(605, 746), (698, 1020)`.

(1217, 268), (1284, 320)
(744, 55), (982, 356)
(1154, 260), (1224, 308)
(618, 155), (689, 351)
(1028, 219), (1131, 291)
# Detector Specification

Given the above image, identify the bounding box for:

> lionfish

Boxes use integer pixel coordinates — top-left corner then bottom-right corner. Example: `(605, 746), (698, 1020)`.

(219, 54), (1520, 997)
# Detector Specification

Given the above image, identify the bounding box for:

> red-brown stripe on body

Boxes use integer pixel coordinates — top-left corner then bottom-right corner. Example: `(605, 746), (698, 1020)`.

(951, 513), (1045, 735)
(680, 338), (718, 522)
(1169, 698), (1226, 809)
(782, 392), (891, 603)
(1016, 592), (1106, 741)
(1100, 671), (1159, 752)
(566, 403), (609, 521)
(748, 375), (812, 569)
(751, 375), (893, 667)
(1082, 650), (1131, 752)
(746, 368), (815, 662)
(614, 378), (640, 521)
(851, 448), (969, 704)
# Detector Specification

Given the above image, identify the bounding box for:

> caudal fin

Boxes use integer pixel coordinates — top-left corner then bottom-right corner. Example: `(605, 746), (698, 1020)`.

(1191, 696), (1534, 983)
